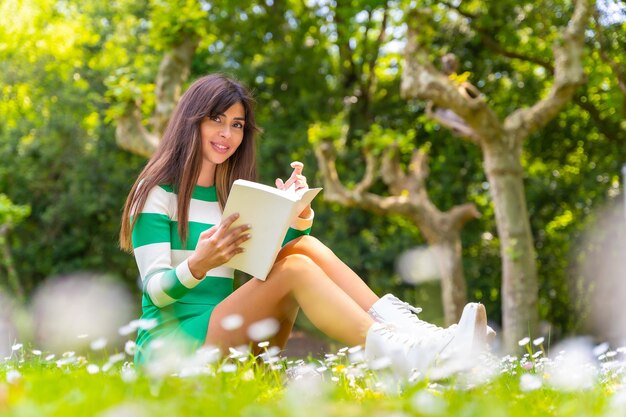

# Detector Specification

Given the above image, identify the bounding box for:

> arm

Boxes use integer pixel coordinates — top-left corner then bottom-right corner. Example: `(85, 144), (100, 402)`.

(276, 161), (315, 245)
(131, 186), (201, 308)
(282, 209), (314, 246)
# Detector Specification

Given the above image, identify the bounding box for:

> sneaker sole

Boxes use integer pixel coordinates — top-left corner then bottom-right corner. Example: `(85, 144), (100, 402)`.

(470, 303), (487, 351)
(448, 302), (488, 353)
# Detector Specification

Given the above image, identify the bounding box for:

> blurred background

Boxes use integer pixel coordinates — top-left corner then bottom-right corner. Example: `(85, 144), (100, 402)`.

(1, 0), (625, 353)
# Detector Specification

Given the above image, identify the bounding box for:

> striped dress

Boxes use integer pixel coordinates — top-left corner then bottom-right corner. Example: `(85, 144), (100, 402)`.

(131, 184), (313, 363)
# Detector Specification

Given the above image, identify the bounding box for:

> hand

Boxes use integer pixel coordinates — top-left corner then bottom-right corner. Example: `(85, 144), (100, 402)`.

(275, 161), (312, 218)
(275, 161), (308, 193)
(188, 213), (251, 279)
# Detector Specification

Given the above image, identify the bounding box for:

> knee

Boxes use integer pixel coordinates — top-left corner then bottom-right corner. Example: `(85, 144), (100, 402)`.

(272, 253), (316, 276)
(284, 235), (330, 256)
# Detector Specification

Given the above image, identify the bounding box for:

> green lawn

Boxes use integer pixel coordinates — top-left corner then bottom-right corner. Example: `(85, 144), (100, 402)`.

(2, 340), (625, 417)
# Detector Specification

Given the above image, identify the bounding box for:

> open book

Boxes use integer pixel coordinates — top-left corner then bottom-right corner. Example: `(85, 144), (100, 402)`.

(222, 179), (322, 280)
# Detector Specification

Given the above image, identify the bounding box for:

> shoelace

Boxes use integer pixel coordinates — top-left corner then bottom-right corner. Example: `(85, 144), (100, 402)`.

(390, 298), (454, 343)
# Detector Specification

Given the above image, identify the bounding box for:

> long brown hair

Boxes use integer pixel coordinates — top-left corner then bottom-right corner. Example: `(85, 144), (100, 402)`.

(119, 74), (258, 252)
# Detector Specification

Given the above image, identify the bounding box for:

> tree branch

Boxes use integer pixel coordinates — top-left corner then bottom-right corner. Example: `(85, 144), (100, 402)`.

(425, 102), (482, 144)
(115, 37), (199, 157)
(475, 27), (555, 72)
(504, 0), (591, 141)
(364, 2), (389, 101)
(314, 140), (480, 236)
(151, 37), (200, 134)
(401, 9), (502, 143)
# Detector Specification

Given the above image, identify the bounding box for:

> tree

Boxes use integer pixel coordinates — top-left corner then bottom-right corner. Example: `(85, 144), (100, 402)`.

(0, 194), (30, 301)
(400, 0), (592, 350)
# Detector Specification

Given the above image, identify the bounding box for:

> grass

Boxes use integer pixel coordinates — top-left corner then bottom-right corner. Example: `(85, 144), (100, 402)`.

(2, 340), (625, 417)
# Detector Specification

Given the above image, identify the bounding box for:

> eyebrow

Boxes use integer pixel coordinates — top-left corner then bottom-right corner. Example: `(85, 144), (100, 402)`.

(216, 112), (245, 121)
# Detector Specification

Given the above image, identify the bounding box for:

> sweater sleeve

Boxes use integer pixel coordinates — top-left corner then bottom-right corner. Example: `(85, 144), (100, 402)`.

(131, 186), (202, 308)
(282, 209), (314, 246)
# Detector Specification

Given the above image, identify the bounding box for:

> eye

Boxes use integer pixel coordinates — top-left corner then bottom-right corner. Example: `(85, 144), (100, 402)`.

(233, 121), (244, 129)
(209, 115), (221, 122)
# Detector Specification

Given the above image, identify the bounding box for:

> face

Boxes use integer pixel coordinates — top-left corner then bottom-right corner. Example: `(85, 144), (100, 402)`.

(199, 101), (246, 169)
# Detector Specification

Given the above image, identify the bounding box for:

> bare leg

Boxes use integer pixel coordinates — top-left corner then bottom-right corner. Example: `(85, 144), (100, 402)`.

(279, 236), (379, 311)
(206, 253), (375, 352)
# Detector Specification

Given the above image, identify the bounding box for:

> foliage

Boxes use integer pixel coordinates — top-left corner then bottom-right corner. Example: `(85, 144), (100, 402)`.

(0, 195), (30, 228)
(0, 0), (625, 337)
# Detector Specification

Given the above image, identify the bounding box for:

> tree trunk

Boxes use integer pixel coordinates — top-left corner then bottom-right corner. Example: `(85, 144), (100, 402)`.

(483, 139), (538, 348)
(0, 225), (24, 302)
(430, 238), (468, 324)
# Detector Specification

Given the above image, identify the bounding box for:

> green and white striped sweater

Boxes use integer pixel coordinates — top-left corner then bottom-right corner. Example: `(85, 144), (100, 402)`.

(131, 184), (313, 363)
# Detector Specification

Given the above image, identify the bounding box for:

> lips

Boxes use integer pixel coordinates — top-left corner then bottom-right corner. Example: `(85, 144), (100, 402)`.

(211, 142), (230, 154)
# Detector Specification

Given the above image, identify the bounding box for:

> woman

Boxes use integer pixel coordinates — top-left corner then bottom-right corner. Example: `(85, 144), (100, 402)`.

(120, 74), (490, 377)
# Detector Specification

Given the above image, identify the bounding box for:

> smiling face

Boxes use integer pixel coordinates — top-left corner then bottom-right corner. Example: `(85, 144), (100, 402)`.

(198, 102), (246, 182)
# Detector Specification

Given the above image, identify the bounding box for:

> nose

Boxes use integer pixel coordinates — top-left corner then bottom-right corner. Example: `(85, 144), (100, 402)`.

(220, 126), (231, 139)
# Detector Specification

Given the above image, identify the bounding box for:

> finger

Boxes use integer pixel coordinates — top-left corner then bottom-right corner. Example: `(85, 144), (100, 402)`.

(275, 178), (285, 190)
(200, 225), (219, 239)
(217, 212), (240, 237)
(224, 223), (251, 241)
(290, 161), (303, 175)
(231, 232), (251, 246)
(284, 162), (304, 190)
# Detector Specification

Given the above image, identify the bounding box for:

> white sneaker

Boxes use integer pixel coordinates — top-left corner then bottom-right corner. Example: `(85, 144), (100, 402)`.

(369, 294), (496, 343)
(439, 302), (488, 358)
(364, 322), (454, 379)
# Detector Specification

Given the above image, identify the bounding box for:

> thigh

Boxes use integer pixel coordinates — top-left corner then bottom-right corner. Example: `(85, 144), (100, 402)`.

(205, 258), (299, 352)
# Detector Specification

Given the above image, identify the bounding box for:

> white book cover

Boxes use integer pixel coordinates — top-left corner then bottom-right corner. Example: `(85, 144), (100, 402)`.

(222, 179), (322, 280)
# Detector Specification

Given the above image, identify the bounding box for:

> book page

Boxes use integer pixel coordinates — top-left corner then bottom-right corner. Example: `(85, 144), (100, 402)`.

(222, 180), (321, 279)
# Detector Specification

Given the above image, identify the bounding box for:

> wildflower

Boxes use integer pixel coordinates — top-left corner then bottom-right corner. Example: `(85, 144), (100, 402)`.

(45, 354), (55, 361)
(6, 370), (21, 384)
(247, 318), (279, 341)
(518, 337), (530, 346)
(31, 350), (42, 356)
(593, 342), (609, 358)
(533, 337), (545, 346)
(411, 390), (447, 415)
(11, 343), (23, 351)
(194, 346), (221, 365)
(124, 340), (137, 356)
(332, 364), (346, 373)
(219, 363), (237, 373)
(90, 337), (107, 351)
(118, 325), (135, 336)
(121, 363), (137, 383)
(133, 318), (157, 330)
(520, 374), (542, 391)
(547, 338), (597, 391)
(220, 314), (244, 331)
(348, 345), (365, 363)
(257, 341), (270, 348)
(86, 364), (100, 374)
(228, 347), (246, 359)
(108, 353), (126, 365)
